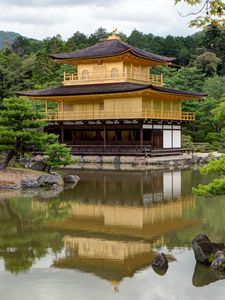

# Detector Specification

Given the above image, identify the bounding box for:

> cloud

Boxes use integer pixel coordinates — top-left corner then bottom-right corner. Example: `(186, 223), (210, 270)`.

(0, 0), (198, 40)
(0, 0), (116, 7)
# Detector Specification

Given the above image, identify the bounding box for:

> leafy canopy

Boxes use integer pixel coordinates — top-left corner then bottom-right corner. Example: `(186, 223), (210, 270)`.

(0, 97), (57, 169)
(0, 97), (55, 151)
(45, 143), (74, 173)
(175, 0), (225, 28)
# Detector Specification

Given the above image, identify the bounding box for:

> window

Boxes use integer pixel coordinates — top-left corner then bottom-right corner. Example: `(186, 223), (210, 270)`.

(82, 70), (89, 80)
(111, 68), (118, 78)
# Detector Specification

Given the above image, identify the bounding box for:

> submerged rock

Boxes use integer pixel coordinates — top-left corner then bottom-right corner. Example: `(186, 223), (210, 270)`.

(63, 175), (80, 184)
(38, 186), (63, 198)
(192, 262), (225, 287)
(37, 174), (64, 187)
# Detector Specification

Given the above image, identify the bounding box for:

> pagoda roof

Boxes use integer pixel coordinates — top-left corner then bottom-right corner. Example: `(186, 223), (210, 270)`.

(17, 82), (207, 99)
(49, 38), (175, 63)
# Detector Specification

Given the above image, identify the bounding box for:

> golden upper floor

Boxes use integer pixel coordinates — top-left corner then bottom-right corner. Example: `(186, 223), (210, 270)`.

(49, 35), (174, 86)
(63, 62), (163, 86)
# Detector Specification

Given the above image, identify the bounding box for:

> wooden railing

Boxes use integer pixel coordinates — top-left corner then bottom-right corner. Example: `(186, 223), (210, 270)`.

(47, 109), (195, 121)
(63, 71), (163, 86)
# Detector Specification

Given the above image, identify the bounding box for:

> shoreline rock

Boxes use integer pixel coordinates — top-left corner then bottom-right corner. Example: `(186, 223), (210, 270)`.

(192, 233), (225, 273)
(37, 173), (64, 187)
(63, 174), (80, 184)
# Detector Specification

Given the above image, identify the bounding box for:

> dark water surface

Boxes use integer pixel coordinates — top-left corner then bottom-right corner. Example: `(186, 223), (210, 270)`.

(0, 169), (225, 300)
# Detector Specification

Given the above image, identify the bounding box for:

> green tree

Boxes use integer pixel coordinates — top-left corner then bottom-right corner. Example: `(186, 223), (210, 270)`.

(194, 51), (221, 75)
(203, 75), (225, 99)
(175, 0), (225, 28)
(88, 27), (108, 45)
(193, 96), (225, 195)
(45, 142), (74, 173)
(65, 31), (89, 52)
(0, 97), (56, 170)
(193, 156), (225, 195)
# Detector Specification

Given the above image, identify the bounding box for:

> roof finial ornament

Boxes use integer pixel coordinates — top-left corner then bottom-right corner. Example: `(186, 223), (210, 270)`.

(106, 27), (120, 40)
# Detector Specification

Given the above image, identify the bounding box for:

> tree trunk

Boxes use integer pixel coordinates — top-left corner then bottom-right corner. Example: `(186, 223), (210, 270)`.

(4, 200), (22, 235)
(47, 165), (51, 173)
(0, 150), (17, 170)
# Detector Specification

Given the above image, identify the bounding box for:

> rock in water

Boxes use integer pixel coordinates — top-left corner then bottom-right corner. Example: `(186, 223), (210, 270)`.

(211, 257), (225, 272)
(20, 178), (39, 189)
(152, 253), (168, 269)
(211, 250), (225, 272)
(63, 175), (80, 184)
(37, 174), (64, 187)
(192, 233), (214, 264)
(213, 250), (225, 260)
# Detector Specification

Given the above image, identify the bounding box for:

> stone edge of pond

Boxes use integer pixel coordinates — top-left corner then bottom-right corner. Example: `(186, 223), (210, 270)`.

(62, 152), (222, 171)
(0, 170), (80, 191)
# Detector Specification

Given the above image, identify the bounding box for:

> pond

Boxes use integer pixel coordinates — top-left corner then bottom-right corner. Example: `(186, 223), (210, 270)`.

(0, 168), (224, 300)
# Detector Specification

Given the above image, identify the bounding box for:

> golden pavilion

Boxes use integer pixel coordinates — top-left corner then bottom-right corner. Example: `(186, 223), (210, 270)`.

(18, 33), (206, 155)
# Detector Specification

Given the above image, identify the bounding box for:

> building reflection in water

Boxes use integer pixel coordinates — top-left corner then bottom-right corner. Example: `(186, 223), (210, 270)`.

(32, 170), (197, 289)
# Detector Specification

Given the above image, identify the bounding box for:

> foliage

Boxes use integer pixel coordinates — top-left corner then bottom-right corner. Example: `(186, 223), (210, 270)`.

(182, 134), (194, 148)
(175, 0), (225, 28)
(0, 31), (20, 49)
(194, 51), (221, 75)
(0, 196), (66, 274)
(200, 156), (225, 174)
(193, 156), (225, 195)
(203, 75), (225, 99)
(0, 97), (57, 170)
(193, 176), (225, 195)
(45, 143), (74, 173)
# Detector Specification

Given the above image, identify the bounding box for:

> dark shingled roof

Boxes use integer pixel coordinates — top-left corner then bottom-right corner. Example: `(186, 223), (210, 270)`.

(17, 82), (207, 98)
(49, 39), (175, 63)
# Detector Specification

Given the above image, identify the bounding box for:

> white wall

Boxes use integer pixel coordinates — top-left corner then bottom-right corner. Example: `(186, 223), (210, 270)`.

(163, 127), (181, 149)
(173, 130), (181, 148)
(163, 130), (172, 148)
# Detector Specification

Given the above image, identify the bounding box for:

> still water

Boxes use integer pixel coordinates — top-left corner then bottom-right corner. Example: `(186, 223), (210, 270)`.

(0, 169), (224, 300)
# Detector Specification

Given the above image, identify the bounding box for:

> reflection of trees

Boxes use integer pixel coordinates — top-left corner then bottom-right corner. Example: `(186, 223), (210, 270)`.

(0, 197), (71, 274)
(164, 195), (225, 249)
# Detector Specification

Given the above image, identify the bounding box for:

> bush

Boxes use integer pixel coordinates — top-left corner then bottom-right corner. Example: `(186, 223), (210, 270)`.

(45, 143), (74, 173)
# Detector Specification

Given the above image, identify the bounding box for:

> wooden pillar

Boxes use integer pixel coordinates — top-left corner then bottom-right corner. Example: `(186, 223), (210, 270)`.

(103, 124), (106, 149)
(140, 125), (143, 148)
(61, 127), (64, 143)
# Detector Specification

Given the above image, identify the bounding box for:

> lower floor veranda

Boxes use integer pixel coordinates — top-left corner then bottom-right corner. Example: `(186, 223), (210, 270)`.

(46, 120), (184, 156)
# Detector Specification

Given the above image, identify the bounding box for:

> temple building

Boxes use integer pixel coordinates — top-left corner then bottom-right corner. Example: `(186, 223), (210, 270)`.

(18, 33), (206, 155)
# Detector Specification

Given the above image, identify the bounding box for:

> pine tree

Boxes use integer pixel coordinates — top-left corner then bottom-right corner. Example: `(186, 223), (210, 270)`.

(0, 97), (56, 170)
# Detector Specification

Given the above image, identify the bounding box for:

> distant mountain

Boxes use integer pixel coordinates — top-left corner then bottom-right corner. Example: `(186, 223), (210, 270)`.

(0, 31), (21, 49)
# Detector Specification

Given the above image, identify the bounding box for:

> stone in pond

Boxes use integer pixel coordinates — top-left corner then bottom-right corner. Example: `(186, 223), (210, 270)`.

(63, 175), (80, 184)
(211, 256), (225, 272)
(152, 253), (168, 269)
(192, 233), (214, 264)
(37, 174), (64, 187)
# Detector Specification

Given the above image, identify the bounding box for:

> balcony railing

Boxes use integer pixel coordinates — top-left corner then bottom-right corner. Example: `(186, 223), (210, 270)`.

(46, 109), (195, 121)
(63, 71), (163, 86)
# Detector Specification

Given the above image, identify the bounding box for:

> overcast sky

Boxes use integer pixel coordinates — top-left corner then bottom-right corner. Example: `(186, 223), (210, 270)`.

(0, 0), (200, 40)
